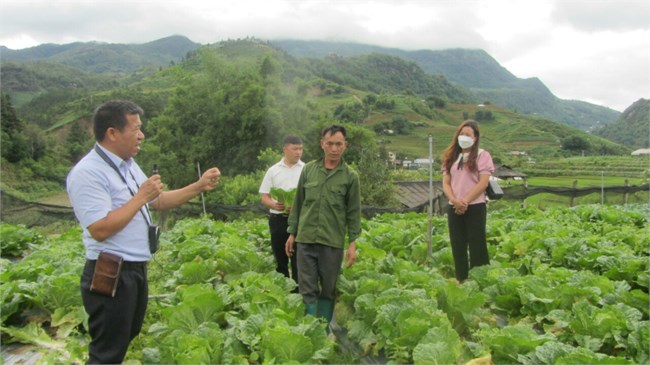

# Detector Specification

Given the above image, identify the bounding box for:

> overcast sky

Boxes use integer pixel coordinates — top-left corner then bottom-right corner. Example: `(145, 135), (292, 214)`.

(1, 0), (649, 112)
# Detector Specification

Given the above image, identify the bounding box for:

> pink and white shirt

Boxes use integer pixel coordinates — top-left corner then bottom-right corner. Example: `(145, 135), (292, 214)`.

(442, 149), (495, 205)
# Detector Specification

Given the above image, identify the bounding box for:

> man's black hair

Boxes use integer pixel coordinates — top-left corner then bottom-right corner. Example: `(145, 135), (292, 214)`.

(321, 125), (346, 138)
(283, 135), (303, 146)
(93, 100), (144, 141)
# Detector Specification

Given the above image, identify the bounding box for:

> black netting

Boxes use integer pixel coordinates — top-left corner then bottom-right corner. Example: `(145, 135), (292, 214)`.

(500, 184), (650, 200)
(2, 185), (648, 228)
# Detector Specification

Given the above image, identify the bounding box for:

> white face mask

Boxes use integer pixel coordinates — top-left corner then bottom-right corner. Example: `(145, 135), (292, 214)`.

(458, 135), (475, 149)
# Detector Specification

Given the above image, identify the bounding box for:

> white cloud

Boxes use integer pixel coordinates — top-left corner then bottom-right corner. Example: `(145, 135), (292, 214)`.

(552, 0), (650, 32)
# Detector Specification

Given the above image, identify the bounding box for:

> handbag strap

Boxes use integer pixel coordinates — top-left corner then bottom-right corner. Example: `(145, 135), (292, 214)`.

(94, 144), (155, 225)
(476, 149), (494, 196)
(456, 148), (486, 171)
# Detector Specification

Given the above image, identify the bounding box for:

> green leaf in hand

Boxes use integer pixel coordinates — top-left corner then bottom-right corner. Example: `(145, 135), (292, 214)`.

(270, 187), (296, 214)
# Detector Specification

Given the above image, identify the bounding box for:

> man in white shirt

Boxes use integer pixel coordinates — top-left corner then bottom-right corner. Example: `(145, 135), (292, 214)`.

(259, 135), (304, 288)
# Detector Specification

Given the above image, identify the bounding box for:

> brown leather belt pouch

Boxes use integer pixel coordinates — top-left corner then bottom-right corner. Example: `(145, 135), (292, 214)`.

(90, 251), (123, 297)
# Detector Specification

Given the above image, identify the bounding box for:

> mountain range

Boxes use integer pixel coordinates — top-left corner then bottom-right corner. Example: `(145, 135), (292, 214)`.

(1, 35), (645, 148)
(272, 40), (622, 132)
(0, 36), (198, 74)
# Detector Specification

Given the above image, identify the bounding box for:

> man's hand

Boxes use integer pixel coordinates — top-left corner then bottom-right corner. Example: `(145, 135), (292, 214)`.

(274, 201), (286, 212)
(199, 167), (221, 191)
(137, 175), (164, 203)
(345, 241), (357, 268)
(285, 234), (295, 257)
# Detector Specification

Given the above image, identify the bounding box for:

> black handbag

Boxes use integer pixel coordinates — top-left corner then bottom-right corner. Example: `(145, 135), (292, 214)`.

(487, 179), (503, 200)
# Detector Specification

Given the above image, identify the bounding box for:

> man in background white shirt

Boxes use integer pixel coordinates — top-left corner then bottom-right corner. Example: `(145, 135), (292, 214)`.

(259, 135), (304, 289)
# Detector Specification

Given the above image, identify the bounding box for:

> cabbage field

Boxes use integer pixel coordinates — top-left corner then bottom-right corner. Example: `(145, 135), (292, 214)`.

(1, 204), (649, 364)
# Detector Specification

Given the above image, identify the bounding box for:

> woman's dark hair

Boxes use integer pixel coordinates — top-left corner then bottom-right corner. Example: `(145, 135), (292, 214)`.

(93, 100), (144, 141)
(441, 119), (481, 174)
(321, 125), (346, 138)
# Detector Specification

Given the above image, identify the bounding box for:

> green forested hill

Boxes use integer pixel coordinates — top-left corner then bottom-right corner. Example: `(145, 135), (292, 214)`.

(1, 38), (630, 160)
(303, 53), (475, 103)
(0, 38), (633, 206)
(3, 36), (623, 132)
(1, 35), (200, 74)
(594, 98), (650, 149)
(0, 61), (115, 93)
(272, 40), (621, 130)
(405, 48), (519, 88)
(0, 61), (120, 126)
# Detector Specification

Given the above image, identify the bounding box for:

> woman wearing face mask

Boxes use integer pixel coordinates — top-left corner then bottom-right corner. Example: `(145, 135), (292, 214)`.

(441, 120), (495, 283)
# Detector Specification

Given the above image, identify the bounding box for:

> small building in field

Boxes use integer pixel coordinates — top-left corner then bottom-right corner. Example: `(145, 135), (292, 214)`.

(493, 165), (527, 181)
(507, 151), (528, 157)
(631, 148), (650, 156)
(413, 158), (435, 169)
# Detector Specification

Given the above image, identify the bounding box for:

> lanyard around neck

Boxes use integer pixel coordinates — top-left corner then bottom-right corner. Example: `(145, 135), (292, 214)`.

(94, 144), (154, 225)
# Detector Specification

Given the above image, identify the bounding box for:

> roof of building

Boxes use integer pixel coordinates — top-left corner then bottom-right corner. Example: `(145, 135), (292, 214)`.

(414, 158), (434, 164)
(393, 181), (444, 209)
(494, 164), (528, 179)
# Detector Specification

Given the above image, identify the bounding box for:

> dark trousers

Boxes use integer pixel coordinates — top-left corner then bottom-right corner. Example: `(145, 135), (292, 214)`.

(81, 259), (148, 364)
(296, 243), (343, 304)
(269, 214), (298, 283)
(447, 203), (489, 282)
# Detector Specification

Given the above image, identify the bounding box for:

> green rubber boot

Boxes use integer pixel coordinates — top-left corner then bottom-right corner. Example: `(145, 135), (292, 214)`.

(305, 302), (318, 317)
(316, 298), (335, 332)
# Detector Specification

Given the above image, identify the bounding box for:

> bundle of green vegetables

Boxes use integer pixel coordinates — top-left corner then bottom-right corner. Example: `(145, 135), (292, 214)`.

(270, 187), (297, 214)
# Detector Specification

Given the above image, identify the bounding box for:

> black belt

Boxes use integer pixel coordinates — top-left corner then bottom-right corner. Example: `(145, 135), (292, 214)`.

(122, 261), (147, 269)
(88, 259), (147, 269)
(270, 213), (289, 217)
